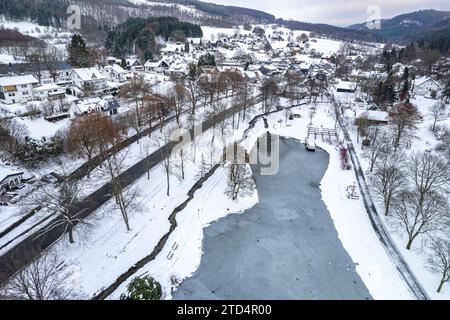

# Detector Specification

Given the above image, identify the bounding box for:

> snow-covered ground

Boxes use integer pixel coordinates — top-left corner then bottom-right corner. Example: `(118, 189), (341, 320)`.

(34, 101), (263, 298)
(237, 102), (413, 299)
(3, 97), (419, 300)
(0, 16), (73, 63)
(346, 94), (450, 300)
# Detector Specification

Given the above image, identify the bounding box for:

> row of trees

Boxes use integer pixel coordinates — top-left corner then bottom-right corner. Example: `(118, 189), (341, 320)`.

(360, 102), (450, 292)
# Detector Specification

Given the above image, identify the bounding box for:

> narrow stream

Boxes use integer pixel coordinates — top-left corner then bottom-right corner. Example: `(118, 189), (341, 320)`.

(174, 137), (371, 299)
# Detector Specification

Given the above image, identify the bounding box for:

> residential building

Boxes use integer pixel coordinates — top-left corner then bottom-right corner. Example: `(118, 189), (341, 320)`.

(0, 75), (38, 104)
(414, 77), (441, 96)
(69, 95), (120, 117)
(0, 167), (23, 195)
(101, 64), (128, 83)
(144, 60), (169, 73)
(126, 59), (144, 72)
(69, 68), (108, 95)
(336, 81), (357, 93)
(33, 83), (66, 101)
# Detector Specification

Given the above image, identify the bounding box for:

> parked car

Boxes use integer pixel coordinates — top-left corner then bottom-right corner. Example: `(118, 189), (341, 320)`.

(41, 174), (58, 184)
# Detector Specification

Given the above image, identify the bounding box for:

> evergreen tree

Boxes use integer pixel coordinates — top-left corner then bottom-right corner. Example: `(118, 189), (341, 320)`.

(120, 57), (127, 69)
(197, 53), (216, 67)
(120, 276), (162, 300)
(184, 41), (190, 53)
(68, 34), (90, 68)
(383, 73), (396, 104)
(373, 81), (384, 106)
(400, 67), (410, 102)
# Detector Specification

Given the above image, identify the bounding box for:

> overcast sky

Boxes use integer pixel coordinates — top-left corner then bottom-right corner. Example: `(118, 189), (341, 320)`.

(206, 0), (449, 26)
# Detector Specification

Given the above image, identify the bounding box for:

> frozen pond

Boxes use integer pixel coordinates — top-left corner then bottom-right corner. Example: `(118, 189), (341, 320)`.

(174, 137), (371, 299)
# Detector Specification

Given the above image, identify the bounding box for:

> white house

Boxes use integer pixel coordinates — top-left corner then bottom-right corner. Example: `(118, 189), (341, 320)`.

(69, 68), (108, 95)
(101, 64), (128, 83)
(144, 60), (169, 73)
(0, 166), (23, 195)
(69, 95), (120, 118)
(0, 75), (38, 104)
(414, 77), (441, 96)
(33, 83), (66, 101)
(126, 59), (144, 72)
(336, 81), (357, 93)
(168, 59), (190, 76)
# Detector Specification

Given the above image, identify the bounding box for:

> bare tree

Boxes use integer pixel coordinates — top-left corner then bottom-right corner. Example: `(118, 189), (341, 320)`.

(119, 76), (152, 140)
(142, 141), (153, 180)
(156, 130), (176, 197)
(406, 152), (450, 208)
(389, 102), (421, 151)
(122, 107), (144, 143)
(68, 113), (119, 178)
(32, 179), (86, 244)
(427, 239), (450, 293)
(364, 127), (391, 172)
(95, 122), (140, 231)
(429, 101), (447, 132)
(391, 190), (449, 250)
(173, 82), (186, 126)
(370, 151), (405, 216)
(285, 71), (304, 105)
(184, 79), (200, 114)
(260, 77), (279, 114)
(142, 97), (158, 137)
(225, 163), (255, 201)
(236, 77), (251, 123)
(1, 252), (75, 300)
(0, 119), (29, 155)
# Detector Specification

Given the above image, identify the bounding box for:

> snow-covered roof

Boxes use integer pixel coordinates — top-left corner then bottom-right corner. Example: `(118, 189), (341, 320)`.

(33, 83), (62, 91)
(0, 165), (23, 184)
(358, 110), (389, 122)
(71, 95), (120, 115)
(72, 68), (106, 82)
(106, 64), (127, 74)
(0, 75), (38, 87)
(415, 76), (440, 88)
(336, 81), (357, 91)
(126, 59), (142, 66)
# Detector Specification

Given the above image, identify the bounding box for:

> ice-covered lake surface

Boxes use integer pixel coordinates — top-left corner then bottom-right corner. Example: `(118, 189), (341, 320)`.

(173, 137), (372, 299)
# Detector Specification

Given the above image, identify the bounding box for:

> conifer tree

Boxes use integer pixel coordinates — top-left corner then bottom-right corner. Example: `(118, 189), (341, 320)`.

(68, 34), (90, 68)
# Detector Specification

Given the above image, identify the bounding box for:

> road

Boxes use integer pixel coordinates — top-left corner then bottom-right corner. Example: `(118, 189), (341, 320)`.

(332, 97), (429, 300)
(0, 95), (262, 287)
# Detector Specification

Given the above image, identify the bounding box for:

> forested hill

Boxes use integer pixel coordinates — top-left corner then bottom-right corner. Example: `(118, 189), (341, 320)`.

(419, 27), (450, 54)
(105, 17), (202, 60)
(348, 9), (450, 44)
(0, 0), (379, 44)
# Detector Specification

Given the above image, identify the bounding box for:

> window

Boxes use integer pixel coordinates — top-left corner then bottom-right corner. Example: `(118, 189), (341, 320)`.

(21, 84), (27, 88)
(22, 91), (29, 95)
(8, 93), (15, 97)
